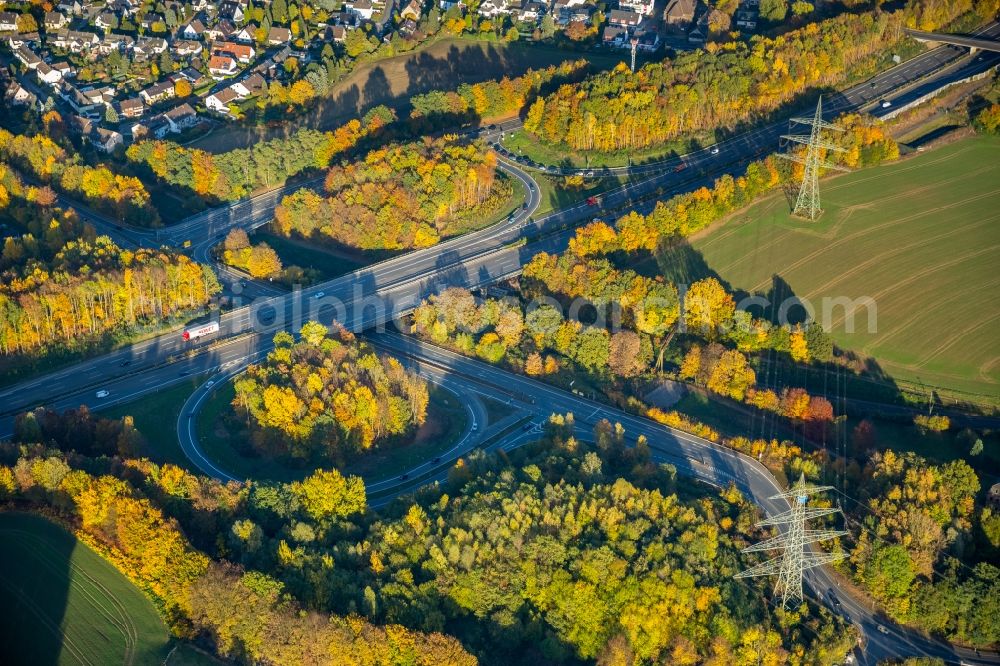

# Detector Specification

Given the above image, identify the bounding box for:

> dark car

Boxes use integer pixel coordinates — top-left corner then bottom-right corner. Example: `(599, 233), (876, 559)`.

(120, 360), (132, 367)
(399, 474), (409, 481)
(431, 457), (441, 463)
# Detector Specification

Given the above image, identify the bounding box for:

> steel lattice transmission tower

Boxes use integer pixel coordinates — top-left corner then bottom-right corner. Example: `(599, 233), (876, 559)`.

(736, 473), (847, 609)
(779, 96), (850, 221)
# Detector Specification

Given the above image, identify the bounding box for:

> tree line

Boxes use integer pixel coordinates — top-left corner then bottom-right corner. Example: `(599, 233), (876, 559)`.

(0, 126), (158, 226)
(273, 137), (509, 250)
(125, 106), (396, 205)
(522, 0), (989, 154)
(231, 323), (430, 464)
(573, 114), (897, 253)
(0, 172), (219, 357)
(408, 60), (591, 123)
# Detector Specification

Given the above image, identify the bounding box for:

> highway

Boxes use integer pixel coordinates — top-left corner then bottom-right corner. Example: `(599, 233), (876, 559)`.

(8, 27), (998, 425)
(2, 28), (999, 664)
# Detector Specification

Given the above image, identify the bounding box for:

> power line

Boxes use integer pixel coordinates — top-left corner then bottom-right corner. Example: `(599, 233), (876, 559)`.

(778, 96), (850, 221)
(736, 473), (848, 609)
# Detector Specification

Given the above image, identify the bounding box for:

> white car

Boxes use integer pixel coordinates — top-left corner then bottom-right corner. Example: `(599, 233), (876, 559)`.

(876, 625), (889, 635)
(314, 291), (325, 299)
(206, 380), (215, 388)
(881, 100), (892, 108)
(710, 146), (720, 155)
(95, 390), (110, 398)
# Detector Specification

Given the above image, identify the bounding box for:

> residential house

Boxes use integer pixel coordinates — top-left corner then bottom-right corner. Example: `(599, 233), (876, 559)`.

(204, 20), (237, 42)
(213, 41), (255, 63)
(517, 1), (546, 21)
(347, 0), (375, 20)
(97, 33), (134, 55)
(328, 25), (347, 42)
(139, 13), (164, 30)
(0, 12), (18, 33)
(82, 85), (115, 106)
(204, 85), (240, 111)
(602, 24), (628, 46)
(119, 97), (145, 118)
(177, 67), (208, 86)
(140, 80), (175, 104)
(56, 1), (84, 16)
(664, 0), (694, 26)
(51, 62), (74, 79)
(400, 0), (422, 21)
(267, 26), (291, 45)
(93, 127), (124, 153)
(6, 81), (38, 107)
(399, 18), (418, 36)
(134, 37), (168, 59)
(13, 44), (42, 69)
(162, 102), (199, 131)
(59, 83), (103, 117)
(230, 72), (265, 97)
(233, 25), (255, 43)
(635, 29), (659, 51)
(219, 1), (245, 22)
(95, 11), (119, 31)
(208, 54), (239, 78)
(44, 11), (69, 31)
(181, 20), (206, 40)
(131, 115), (172, 140)
(50, 29), (100, 53)
(608, 9), (641, 26)
(621, 0), (655, 15)
(35, 62), (63, 85)
(172, 39), (203, 57)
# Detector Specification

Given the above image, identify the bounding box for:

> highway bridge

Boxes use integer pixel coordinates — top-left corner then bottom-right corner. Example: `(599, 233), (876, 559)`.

(905, 27), (1000, 53)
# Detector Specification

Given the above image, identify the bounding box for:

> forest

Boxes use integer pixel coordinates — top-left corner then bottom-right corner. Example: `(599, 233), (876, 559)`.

(522, 0), (991, 154)
(272, 137), (510, 250)
(231, 323), (430, 464)
(1, 411), (859, 664)
(0, 125), (158, 226)
(125, 106), (395, 204)
(0, 164), (219, 357)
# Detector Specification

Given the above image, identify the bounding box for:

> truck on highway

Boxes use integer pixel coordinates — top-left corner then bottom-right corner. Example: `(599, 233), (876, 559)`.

(182, 321), (220, 341)
(586, 195), (601, 206)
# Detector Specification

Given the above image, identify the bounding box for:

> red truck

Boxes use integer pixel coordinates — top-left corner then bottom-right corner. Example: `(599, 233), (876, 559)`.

(586, 195), (601, 206)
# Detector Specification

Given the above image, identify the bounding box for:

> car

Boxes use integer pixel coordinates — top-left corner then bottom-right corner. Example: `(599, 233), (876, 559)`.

(399, 473), (409, 480)
(488, 124), (497, 130)
(431, 456), (441, 463)
(206, 380), (215, 388)
(95, 389), (110, 398)
(523, 423), (533, 431)
(179, 370), (190, 376)
(585, 170), (595, 177)
(120, 360), (132, 367)
(876, 625), (889, 635)
(710, 146), (720, 155)
(881, 100), (892, 108)
(472, 423), (479, 431)
(314, 291), (325, 299)
(870, 81), (877, 88)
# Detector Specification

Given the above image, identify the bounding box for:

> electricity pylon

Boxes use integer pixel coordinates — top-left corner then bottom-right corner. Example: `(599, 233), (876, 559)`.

(736, 473), (847, 609)
(778, 96), (849, 221)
